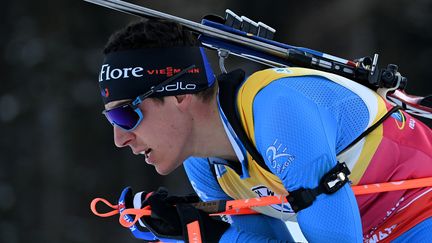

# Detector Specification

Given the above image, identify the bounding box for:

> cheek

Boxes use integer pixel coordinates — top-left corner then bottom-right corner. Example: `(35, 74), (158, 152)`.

(139, 106), (191, 147)
(161, 115), (193, 158)
(162, 118), (191, 146)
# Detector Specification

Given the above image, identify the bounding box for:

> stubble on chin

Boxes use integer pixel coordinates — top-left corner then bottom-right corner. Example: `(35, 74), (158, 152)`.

(154, 159), (184, 176)
(154, 163), (174, 176)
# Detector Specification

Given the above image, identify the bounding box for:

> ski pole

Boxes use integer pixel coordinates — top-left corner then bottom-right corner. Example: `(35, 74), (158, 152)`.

(91, 176), (432, 228)
(351, 176), (432, 195)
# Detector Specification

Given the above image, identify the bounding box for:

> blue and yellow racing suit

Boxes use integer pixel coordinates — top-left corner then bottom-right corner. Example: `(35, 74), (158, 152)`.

(184, 67), (432, 242)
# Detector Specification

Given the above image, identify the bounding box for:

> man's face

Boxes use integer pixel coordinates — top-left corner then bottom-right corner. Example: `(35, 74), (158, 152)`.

(105, 97), (193, 175)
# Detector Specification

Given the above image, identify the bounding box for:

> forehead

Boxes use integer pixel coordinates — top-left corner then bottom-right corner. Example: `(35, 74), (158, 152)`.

(104, 99), (132, 110)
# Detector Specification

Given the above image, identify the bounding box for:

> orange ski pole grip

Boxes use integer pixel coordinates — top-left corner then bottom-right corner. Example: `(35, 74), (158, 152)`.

(90, 198), (119, 217)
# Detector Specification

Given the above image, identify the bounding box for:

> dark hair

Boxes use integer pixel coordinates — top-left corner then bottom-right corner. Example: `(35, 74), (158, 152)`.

(104, 19), (217, 102)
(104, 19), (198, 53)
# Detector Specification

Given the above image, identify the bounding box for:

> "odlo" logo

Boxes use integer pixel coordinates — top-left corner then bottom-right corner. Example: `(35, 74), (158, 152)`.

(154, 82), (197, 92)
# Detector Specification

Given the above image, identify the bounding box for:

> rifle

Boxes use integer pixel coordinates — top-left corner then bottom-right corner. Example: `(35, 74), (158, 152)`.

(84, 0), (432, 119)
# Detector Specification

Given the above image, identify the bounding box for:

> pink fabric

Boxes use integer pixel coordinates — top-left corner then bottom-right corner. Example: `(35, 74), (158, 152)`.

(356, 107), (432, 239)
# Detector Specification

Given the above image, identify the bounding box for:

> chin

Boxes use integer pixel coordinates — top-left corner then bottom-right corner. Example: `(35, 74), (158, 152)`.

(154, 158), (184, 175)
(155, 165), (175, 175)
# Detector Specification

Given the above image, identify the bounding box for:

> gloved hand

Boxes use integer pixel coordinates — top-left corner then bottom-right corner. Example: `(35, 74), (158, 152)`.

(133, 187), (230, 243)
(117, 186), (161, 242)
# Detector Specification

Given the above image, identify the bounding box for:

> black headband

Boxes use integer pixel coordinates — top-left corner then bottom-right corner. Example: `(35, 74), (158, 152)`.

(98, 47), (215, 104)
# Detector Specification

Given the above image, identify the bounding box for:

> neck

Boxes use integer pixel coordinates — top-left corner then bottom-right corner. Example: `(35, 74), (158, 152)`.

(189, 95), (237, 161)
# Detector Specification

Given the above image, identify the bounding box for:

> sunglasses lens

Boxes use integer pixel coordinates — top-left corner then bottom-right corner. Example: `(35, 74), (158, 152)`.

(105, 105), (141, 130)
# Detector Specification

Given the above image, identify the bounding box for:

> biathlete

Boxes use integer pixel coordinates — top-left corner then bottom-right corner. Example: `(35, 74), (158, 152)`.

(95, 19), (432, 243)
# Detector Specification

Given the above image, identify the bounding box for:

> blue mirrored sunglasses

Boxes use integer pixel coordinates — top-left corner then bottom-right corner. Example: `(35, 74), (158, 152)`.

(102, 65), (195, 131)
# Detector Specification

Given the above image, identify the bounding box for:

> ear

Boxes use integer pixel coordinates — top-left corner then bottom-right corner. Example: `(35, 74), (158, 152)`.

(174, 94), (192, 111)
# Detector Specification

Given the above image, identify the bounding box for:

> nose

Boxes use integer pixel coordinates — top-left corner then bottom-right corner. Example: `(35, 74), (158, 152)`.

(113, 126), (134, 148)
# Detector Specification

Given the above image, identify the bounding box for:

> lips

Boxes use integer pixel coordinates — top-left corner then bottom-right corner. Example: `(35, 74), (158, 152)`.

(142, 149), (154, 164)
(138, 148), (151, 156)
(137, 147), (149, 154)
(135, 147), (154, 164)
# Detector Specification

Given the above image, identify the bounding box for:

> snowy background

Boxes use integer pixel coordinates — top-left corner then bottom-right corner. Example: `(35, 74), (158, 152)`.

(1, 0), (431, 242)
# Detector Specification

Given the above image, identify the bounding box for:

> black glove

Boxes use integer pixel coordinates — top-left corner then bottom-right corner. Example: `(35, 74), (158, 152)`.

(140, 187), (230, 243)
(117, 187), (160, 241)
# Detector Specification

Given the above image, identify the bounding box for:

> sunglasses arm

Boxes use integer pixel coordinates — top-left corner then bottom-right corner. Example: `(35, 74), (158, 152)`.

(131, 64), (196, 108)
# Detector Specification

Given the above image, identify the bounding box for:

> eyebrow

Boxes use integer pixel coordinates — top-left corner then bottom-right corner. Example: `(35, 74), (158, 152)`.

(105, 99), (132, 110)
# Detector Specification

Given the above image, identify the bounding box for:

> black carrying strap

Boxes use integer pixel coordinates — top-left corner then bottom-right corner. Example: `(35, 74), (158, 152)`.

(216, 69), (271, 172)
(338, 105), (402, 155)
(287, 162), (351, 212)
(208, 157), (243, 176)
(213, 69), (271, 173)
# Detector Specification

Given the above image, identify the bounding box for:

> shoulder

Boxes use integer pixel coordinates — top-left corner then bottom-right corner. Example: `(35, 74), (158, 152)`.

(183, 157), (214, 184)
(246, 67), (374, 107)
(183, 157), (232, 201)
